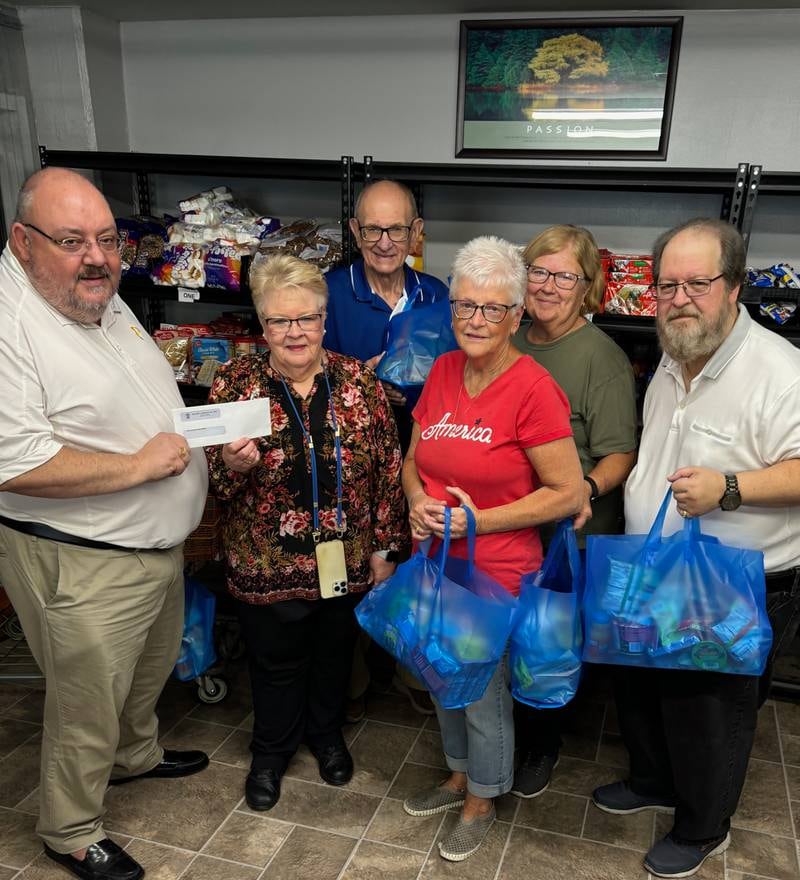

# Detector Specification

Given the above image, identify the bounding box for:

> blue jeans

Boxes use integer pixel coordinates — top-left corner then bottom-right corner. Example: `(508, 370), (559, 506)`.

(434, 656), (514, 799)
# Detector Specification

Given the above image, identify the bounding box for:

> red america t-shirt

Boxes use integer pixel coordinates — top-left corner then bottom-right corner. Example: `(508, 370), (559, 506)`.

(412, 350), (572, 594)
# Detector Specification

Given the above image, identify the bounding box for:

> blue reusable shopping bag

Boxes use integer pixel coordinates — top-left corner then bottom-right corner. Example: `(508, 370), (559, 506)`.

(355, 506), (518, 709)
(583, 489), (771, 675)
(174, 577), (217, 682)
(511, 520), (583, 709)
(375, 289), (457, 403)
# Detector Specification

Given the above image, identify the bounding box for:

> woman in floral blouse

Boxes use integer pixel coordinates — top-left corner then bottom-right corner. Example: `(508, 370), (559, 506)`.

(207, 254), (408, 813)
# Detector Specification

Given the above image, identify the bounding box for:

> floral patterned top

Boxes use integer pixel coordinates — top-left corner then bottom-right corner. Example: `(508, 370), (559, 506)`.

(207, 350), (409, 605)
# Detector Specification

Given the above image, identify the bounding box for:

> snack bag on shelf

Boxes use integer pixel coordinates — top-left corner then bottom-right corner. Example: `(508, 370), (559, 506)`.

(603, 280), (657, 316)
(191, 337), (232, 386)
(205, 240), (252, 291)
(153, 328), (193, 382)
(152, 243), (207, 288)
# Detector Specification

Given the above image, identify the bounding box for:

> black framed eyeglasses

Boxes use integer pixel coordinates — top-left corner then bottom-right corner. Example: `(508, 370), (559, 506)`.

(24, 223), (121, 254)
(358, 224), (414, 243)
(262, 313), (324, 333)
(652, 274), (724, 300)
(450, 299), (516, 324)
(526, 265), (587, 291)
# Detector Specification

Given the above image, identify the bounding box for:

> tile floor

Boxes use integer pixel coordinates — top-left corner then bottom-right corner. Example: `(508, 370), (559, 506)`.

(1, 653), (800, 880)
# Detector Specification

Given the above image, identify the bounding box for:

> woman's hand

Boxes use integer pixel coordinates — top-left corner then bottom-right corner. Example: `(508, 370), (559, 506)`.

(408, 491), (441, 541)
(369, 552), (396, 586)
(420, 486), (480, 540)
(222, 437), (261, 474)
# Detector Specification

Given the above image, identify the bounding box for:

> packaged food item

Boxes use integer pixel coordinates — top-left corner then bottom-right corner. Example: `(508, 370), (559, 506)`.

(603, 280), (657, 316)
(205, 240), (251, 290)
(191, 337), (232, 386)
(116, 218), (143, 274)
(127, 218), (168, 277)
(760, 302), (797, 325)
(153, 328), (193, 382)
(152, 243), (207, 288)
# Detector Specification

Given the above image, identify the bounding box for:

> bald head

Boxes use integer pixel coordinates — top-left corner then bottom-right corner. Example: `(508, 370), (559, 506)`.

(354, 179), (417, 225)
(15, 168), (112, 227)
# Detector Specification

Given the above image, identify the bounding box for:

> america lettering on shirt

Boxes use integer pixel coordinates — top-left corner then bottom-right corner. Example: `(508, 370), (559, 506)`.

(420, 411), (493, 444)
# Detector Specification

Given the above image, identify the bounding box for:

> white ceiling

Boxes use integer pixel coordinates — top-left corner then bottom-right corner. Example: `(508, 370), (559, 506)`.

(10, 0), (800, 21)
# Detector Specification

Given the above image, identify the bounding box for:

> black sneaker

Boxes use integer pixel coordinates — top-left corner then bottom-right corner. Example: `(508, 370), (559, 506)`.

(510, 752), (559, 798)
(644, 831), (730, 878)
(592, 781), (676, 814)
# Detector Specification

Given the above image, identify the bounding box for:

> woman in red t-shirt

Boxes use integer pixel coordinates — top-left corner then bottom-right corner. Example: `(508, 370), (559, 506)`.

(400, 235), (585, 862)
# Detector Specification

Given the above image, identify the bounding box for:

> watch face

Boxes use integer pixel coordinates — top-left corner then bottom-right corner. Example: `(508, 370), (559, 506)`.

(720, 493), (741, 511)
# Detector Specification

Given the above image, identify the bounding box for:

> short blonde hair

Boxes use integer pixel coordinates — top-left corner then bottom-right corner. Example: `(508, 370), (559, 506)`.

(451, 235), (527, 306)
(249, 253), (328, 317)
(522, 225), (603, 315)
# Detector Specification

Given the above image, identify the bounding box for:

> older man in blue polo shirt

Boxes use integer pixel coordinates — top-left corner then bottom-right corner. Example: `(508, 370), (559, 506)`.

(326, 179), (448, 720)
(325, 179), (449, 450)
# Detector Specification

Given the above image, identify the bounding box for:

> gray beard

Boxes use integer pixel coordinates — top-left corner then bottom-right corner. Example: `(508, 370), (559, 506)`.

(28, 260), (116, 323)
(657, 303), (734, 363)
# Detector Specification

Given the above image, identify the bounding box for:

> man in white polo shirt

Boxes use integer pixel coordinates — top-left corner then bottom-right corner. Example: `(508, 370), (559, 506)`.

(0, 169), (209, 880)
(592, 218), (800, 879)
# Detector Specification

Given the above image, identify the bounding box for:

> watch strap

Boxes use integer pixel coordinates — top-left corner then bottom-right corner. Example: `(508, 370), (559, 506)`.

(584, 475), (600, 502)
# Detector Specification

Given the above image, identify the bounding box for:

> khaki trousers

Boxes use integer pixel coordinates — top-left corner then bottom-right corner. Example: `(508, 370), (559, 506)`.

(0, 525), (184, 854)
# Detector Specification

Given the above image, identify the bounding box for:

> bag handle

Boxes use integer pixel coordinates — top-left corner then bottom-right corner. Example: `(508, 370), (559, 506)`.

(546, 519), (582, 589)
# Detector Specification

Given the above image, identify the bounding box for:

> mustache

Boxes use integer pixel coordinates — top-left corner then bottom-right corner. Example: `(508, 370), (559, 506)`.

(667, 307), (700, 321)
(78, 266), (111, 280)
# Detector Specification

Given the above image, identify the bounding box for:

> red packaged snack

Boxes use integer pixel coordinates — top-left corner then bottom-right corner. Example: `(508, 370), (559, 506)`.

(603, 280), (657, 316)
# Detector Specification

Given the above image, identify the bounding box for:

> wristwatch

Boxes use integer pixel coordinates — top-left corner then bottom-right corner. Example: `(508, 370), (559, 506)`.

(719, 474), (742, 511)
(584, 475), (600, 503)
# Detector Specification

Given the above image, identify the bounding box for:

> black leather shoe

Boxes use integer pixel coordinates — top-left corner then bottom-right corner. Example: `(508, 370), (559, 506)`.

(245, 768), (282, 811)
(44, 839), (143, 880)
(311, 743), (354, 786)
(108, 749), (209, 785)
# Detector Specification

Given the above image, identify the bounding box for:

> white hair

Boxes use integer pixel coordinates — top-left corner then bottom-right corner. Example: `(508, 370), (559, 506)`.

(450, 235), (527, 306)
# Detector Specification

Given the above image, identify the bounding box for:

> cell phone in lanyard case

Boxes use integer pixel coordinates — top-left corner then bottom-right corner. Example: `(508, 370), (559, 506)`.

(279, 369), (349, 599)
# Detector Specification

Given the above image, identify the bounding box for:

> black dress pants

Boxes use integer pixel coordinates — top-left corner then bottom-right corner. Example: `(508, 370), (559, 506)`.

(236, 593), (360, 773)
(615, 567), (800, 843)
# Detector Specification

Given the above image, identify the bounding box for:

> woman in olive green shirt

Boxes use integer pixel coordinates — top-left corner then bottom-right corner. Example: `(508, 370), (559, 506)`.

(510, 224), (637, 799)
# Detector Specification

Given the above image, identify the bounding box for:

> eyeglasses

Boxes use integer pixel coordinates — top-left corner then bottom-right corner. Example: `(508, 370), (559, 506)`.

(652, 274), (725, 300)
(262, 313), (323, 333)
(450, 299), (516, 324)
(358, 224), (414, 243)
(24, 223), (121, 254)
(526, 265), (587, 291)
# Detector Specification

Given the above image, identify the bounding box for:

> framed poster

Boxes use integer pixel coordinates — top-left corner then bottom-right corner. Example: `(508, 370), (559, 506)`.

(456, 17), (682, 160)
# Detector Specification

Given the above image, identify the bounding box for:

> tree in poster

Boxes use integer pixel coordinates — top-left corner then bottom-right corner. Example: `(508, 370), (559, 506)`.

(529, 33), (609, 85)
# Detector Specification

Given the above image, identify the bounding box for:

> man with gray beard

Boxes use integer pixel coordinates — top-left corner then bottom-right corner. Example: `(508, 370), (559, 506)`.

(591, 218), (800, 878)
(0, 169), (209, 880)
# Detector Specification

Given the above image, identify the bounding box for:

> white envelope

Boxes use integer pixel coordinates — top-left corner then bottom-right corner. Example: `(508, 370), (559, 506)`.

(172, 398), (271, 448)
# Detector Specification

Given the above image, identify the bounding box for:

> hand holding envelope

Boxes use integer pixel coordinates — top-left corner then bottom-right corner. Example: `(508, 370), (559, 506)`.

(172, 398), (271, 449)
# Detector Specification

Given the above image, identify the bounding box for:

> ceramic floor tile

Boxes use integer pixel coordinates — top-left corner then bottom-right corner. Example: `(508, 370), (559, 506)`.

(0, 867), (16, 879)
(387, 762), (450, 803)
(494, 794), (519, 823)
(161, 718), (235, 755)
(0, 683), (32, 714)
(345, 722), (420, 796)
(14, 788), (39, 815)
(732, 757), (793, 836)
(582, 803), (653, 852)
(786, 765), (800, 802)
(408, 730), (447, 768)
(419, 813), (510, 880)
(211, 728), (251, 768)
(560, 701), (606, 761)
(341, 840), (425, 880)
(156, 681), (200, 736)
(726, 826), (800, 880)
(181, 855), (261, 880)
(238, 712), (254, 732)
(0, 735), (41, 808)
(595, 733), (629, 770)
(1, 691), (44, 725)
(103, 760), (247, 850)
(364, 692), (427, 729)
(9, 851), (68, 879)
(514, 789), (586, 836)
(425, 714), (440, 733)
(783, 735), (800, 767)
(752, 703), (782, 763)
(260, 825), (355, 880)
(777, 701), (800, 738)
(188, 678), (253, 728)
(498, 826), (647, 880)
(201, 811), (289, 866)
(793, 802), (800, 838)
(0, 717), (39, 760)
(0, 806), (41, 869)
(549, 755), (622, 798)
(283, 745), (320, 784)
(247, 776), (380, 837)
(122, 839), (195, 880)
(365, 798), (443, 851)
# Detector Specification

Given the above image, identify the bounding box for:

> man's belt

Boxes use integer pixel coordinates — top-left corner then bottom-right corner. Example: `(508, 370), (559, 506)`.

(0, 513), (144, 552)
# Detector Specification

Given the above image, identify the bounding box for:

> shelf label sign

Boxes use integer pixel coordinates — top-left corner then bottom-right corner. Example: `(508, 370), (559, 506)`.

(178, 288), (200, 303)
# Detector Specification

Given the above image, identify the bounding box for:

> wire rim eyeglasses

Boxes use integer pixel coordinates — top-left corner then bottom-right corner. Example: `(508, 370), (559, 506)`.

(449, 299), (516, 324)
(23, 223), (121, 254)
(526, 265), (587, 291)
(262, 313), (324, 333)
(652, 274), (725, 300)
(358, 224), (414, 243)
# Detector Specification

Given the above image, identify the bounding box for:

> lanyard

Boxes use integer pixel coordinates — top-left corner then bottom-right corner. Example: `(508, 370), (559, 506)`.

(279, 369), (344, 543)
